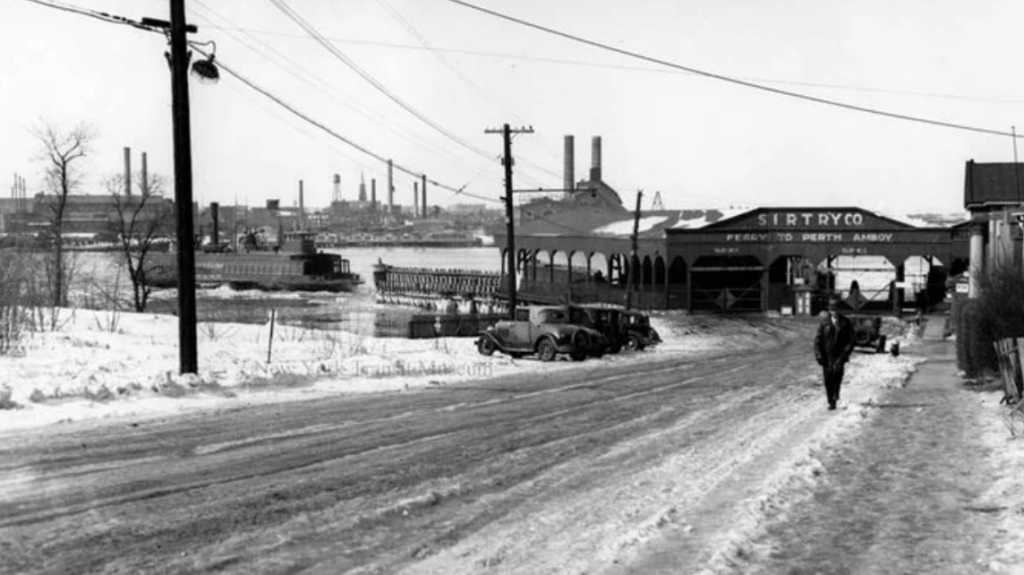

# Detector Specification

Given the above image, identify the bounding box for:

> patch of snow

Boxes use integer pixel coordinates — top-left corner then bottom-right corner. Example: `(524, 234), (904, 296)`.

(592, 216), (669, 236)
(670, 208), (751, 230)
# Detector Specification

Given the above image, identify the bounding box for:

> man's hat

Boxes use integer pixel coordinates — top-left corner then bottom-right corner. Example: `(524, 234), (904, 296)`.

(826, 296), (841, 309)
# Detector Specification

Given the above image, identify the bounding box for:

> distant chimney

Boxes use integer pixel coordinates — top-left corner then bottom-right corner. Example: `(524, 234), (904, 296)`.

(590, 136), (602, 182)
(210, 202), (220, 245)
(421, 174), (427, 219)
(413, 182), (419, 218)
(123, 147), (131, 197)
(332, 174), (342, 203)
(141, 152), (148, 196)
(564, 135), (575, 197)
(387, 159), (394, 214)
(371, 178), (377, 210)
(299, 180), (306, 230)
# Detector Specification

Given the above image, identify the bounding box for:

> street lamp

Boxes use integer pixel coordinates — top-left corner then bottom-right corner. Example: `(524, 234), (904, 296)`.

(190, 41), (219, 83)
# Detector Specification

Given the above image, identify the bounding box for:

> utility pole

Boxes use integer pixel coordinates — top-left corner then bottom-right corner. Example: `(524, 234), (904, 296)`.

(626, 190), (643, 310)
(486, 123), (534, 318)
(1014, 126), (1023, 279)
(168, 0), (198, 374)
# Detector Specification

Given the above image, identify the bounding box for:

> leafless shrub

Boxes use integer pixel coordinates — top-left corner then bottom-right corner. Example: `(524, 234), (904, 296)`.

(32, 121), (95, 310)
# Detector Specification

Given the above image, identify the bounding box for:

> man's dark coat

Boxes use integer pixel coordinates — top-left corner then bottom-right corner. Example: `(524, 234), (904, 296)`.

(814, 313), (855, 371)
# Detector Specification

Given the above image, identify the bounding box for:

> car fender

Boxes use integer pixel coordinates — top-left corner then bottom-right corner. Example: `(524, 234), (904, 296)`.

(476, 331), (506, 352)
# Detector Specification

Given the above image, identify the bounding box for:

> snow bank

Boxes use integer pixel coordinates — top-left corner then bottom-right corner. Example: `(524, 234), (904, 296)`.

(0, 308), (765, 433)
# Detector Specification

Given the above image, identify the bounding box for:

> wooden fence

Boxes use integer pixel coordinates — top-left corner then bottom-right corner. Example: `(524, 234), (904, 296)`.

(994, 338), (1023, 404)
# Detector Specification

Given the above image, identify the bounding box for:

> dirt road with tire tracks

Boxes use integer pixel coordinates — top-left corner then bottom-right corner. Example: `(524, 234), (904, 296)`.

(0, 318), (914, 574)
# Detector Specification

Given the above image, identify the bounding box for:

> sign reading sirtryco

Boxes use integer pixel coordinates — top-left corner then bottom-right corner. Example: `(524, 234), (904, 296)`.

(757, 211), (866, 228)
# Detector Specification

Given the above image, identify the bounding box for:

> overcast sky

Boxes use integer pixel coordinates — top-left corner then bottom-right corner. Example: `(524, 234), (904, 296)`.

(3, 0), (1023, 214)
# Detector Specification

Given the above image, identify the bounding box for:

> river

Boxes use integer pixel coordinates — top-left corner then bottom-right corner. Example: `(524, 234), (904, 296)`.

(59, 247), (925, 323)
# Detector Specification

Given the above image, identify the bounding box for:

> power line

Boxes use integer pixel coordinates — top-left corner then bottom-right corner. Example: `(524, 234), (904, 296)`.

(373, 0), (564, 179)
(266, 0), (506, 169)
(20, 0), (162, 32)
(192, 46), (499, 204)
(441, 0), (1024, 140)
(197, 25), (1024, 107)
(188, 1), (496, 181)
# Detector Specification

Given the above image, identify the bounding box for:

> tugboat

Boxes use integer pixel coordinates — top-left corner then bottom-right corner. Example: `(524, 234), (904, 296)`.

(145, 231), (364, 293)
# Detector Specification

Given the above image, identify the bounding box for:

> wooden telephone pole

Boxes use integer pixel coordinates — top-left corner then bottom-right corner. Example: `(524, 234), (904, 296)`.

(485, 124), (534, 318)
(626, 190), (643, 310)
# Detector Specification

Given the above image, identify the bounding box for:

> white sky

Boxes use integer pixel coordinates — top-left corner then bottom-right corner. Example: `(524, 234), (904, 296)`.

(3, 0), (1024, 214)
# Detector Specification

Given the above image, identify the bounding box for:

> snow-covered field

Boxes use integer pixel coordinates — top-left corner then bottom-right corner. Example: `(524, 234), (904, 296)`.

(0, 308), (771, 433)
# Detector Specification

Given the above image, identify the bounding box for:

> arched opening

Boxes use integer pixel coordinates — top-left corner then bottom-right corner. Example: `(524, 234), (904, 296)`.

(589, 252), (609, 284)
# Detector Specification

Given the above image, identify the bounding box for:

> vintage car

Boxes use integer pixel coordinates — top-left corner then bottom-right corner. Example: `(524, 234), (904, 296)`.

(476, 305), (608, 361)
(620, 310), (662, 351)
(567, 304), (624, 354)
(849, 315), (887, 354)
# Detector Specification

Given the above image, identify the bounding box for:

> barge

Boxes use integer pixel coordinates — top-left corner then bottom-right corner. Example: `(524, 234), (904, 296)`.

(145, 233), (364, 293)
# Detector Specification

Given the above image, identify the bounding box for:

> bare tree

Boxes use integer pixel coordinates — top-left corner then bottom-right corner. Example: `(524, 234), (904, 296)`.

(105, 172), (174, 312)
(32, 121), (95, 308)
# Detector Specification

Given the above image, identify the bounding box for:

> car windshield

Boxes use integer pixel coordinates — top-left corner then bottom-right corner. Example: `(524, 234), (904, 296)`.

(539, 309), (567, 324)
(568, 309), (590, 324)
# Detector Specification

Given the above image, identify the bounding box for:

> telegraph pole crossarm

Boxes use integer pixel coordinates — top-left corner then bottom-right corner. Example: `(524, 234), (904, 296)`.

(485, 124), (534, 319)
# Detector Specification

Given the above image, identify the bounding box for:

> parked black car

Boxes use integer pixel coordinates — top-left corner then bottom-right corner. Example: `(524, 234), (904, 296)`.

(567, 305), (624, 354)
(849, 315), (887, 354)
(620, 310), (661, 351)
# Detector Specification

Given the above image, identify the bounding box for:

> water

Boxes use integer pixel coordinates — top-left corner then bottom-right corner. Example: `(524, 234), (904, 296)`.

(58, 247), (503, 326)
(54, 248), (928, 320)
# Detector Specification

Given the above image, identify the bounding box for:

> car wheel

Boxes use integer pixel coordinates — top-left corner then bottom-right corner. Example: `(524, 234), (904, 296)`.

(536, 338), (557, 362)
(571, 332), (589, 361)
(477, 337), (496, 356)
(625, 333), (641, 351)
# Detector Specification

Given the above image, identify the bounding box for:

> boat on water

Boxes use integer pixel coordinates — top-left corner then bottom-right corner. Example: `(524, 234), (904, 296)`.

(145, 232), (364, 293)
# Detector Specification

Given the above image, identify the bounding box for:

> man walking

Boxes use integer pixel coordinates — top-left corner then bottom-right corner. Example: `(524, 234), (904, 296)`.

(814, 296), (855, 410)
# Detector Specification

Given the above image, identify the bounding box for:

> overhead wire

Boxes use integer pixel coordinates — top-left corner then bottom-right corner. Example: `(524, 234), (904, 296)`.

(20, 0), (503, 205)
(191, 45), (501, 204)
(440, 0), (1024, 140)
(196, 25), (1024, 107)
(373, 0), (565, 180)
(188, 0), (495, 181)
(265, 0), (511, 172)
(19, 0), (160, 32)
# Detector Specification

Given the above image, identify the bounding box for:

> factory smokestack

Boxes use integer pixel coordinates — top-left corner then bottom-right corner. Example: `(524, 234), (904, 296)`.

(564, 135), (575, 197)
(371, 178), (377, 210)
(421, 174), (427, 219)
(123, 147), (131, 197)
(332, 174), (341, 203)
(210, 202), (220, 245)
(298, 180), (305, 230)
(387, 159), (394, 214)
(141, 152), (148, 196)
(413, 182), (419, 218)
(590, 136), (602, 182)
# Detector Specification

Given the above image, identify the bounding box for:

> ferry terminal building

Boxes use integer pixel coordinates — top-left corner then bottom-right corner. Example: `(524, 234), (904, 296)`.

(488, 137), (1020, 315)
(500, 204), (969, 314)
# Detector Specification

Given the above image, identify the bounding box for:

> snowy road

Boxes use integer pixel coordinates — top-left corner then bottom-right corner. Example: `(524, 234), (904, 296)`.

(0, 320), (916, 574)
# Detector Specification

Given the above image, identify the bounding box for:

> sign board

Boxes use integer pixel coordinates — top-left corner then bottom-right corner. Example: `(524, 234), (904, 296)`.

(955, 282), (970, 294)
